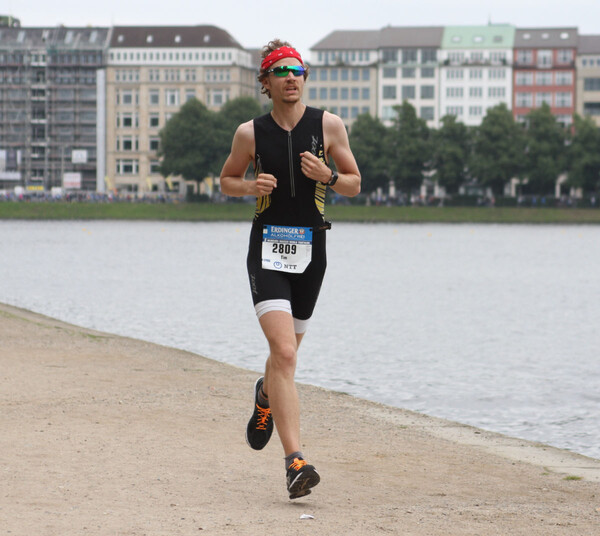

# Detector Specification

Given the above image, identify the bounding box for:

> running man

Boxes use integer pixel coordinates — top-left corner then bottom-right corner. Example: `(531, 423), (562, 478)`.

(219, 39), (360, 499)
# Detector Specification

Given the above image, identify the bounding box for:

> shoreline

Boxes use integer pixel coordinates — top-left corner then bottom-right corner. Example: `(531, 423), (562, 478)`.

(2, 301), (599, 535)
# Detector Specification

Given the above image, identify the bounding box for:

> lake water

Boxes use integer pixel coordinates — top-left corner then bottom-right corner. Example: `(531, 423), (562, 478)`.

(0, 220), (598, 460)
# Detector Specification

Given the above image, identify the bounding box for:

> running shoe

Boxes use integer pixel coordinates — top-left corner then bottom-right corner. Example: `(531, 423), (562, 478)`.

(286, 457), (320, 499)
(245, 377), (273, 450)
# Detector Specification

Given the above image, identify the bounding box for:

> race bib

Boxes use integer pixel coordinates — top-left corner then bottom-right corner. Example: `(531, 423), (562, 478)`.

(262, 225), (313, 274)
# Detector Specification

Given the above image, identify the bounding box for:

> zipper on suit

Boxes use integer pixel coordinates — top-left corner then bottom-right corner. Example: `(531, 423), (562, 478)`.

(287, 131), (295, 197)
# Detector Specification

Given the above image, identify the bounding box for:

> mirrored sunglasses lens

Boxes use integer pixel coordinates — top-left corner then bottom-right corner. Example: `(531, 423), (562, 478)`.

(274, 66), (304, 77)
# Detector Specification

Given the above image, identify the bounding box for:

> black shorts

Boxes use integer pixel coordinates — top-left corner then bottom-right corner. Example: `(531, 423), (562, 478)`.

(246, 223), (327, 321)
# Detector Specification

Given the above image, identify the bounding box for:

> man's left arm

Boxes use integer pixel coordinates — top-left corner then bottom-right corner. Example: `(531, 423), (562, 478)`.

(300, 112), (361, 197)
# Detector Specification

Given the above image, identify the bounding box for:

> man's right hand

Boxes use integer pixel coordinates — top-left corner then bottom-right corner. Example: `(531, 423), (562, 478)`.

(255, 174), (278, 196)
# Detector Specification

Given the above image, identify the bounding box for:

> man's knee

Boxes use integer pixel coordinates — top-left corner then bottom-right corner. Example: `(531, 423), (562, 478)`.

(269, 341), (297, 374)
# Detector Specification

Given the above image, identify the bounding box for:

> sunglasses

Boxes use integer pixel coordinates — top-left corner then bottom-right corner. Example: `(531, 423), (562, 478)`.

(266, 65), (306, 77)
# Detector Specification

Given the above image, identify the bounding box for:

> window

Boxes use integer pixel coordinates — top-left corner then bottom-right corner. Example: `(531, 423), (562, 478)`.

(319, 87), (327, 99)
(351, 88), (360, 100)
(308, 88), (317, 100)
(330, 88), (338, 99)
(469, 87), (483, 98)
(341, 87), (349, 100)
(516, 50), (533, 65)
(340, 106), (349, 118)
(402, 49), (417, 64)
(361, 88), (370, 100)
(362, 68), (370, 81)
(446, 87), (464, 98)
(555, 92), (572, 107)
(488, 68), (506, 79)
(401, 85), (415, 99)
(116, 159), (138, 174)
(120, 113), (133, 128)
(555, 71), (573, 85)
(383, 85), (397, 99)
(351, 106), (359, 118)
(488, 87), (506, 98)
(341, 69), (349, 81)
(557, 49), (573, 64)
(401, 67), (416, 78)
(420, 106), (434, 121)
(421, 67), (435, 78)
(165, 89), (179, 106)
(470, 51), (484, 63)
(383, 67), (396, 78)
(149, 89), (160, 105)
(535, 92), (552, 106)
(583, 102), (600, 116)
(121, 136), (134, 151)
(149, 113), (160, 128)
(537, 50), (552, 68)
(382, 49), (397, 63)
(420, 85), (434, 99)
(447, 69), (464, 79)
(516, 72), (533, 86)
(535, 72), (553, 86)
(445, 106), (463, 117)
(584, 78), (600, 91)
(149, 137), (160, 151)
(330, 69), (338, 81)
(150, 160), (161, 174)
(469, 106), (483, 116)
(516, 92), (533, 107)
(448, 52), (464, 64)
(490, 51), (506, 64)
(382, 106), (396, 121)
(319, 70), (327, 81)
(352, 69), (360, 81)
(421, 49), (437, 63)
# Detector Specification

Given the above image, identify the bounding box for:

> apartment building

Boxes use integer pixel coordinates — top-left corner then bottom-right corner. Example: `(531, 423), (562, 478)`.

(576, 35), (600, 126)
(439, 25), (515, 126)
(0, 26), (110, 191)
(377, 26), (444, 127)
(513, 28), (578, 126)
(105, 25), (256, 194)
(306, 30), (380, 129)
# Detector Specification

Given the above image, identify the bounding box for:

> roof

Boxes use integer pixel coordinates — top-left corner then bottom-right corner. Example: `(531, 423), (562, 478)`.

(578, 35), (600, 54)
(514, 27), (578, 48)
(442, 25), (515, 49)
(109, 25), (243, 49)
(311, 30), (381, 50)
(0, 26), (110, 49)
(379, 26), (444, 48)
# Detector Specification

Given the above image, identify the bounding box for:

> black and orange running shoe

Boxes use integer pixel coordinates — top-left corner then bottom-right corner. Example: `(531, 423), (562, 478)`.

(245, 377), (273, 450)
(286, 457), (320, 499)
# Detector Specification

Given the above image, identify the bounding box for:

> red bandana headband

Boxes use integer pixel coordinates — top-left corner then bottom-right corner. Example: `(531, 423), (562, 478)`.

(260, 46), (303, 70)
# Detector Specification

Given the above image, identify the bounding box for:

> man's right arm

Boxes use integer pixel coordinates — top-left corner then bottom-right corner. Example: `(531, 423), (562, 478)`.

(220, 121), (278, 197)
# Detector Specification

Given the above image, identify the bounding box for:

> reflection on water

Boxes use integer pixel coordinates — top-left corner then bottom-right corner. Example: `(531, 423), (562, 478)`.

(1, 220), (599, 459)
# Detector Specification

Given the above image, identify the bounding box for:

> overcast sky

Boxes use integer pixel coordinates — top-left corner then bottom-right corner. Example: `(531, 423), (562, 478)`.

(10, 0), (600, 59)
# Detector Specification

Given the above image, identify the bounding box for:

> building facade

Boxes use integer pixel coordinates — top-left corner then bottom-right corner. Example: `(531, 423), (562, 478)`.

(0, 26), (110, 192)
(305, 30), (380, 129)
(439, 25), (515, 126)
(105, 25), (256, 195)
(512, 28), (578, 126)
(576, 35), (600, 126)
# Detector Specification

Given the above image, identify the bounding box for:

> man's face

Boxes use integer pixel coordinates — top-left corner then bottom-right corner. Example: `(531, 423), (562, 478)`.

(263, 58), (305, 103)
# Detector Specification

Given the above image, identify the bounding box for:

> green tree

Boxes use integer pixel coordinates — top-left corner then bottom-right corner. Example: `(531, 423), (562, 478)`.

(523, 103), (567, 195)
(431, 115), (471, 194)
(159, 98), (219, 190)
(348, 113), (391, 193)
(470, 103), (525, 196)
(388, 101), (431, 195)
(213, 97), (262, 172)
(567, 114), (600, 194)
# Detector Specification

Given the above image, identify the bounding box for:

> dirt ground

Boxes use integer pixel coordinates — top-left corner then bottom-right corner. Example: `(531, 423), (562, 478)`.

(1, 302), (599, 535)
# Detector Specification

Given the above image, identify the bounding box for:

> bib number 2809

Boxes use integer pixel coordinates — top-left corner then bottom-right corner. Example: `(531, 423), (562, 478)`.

(262, 225), (313, 274)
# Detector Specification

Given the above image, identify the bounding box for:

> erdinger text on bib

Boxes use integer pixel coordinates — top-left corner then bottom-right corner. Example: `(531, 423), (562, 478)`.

(261, 225), (313, 274)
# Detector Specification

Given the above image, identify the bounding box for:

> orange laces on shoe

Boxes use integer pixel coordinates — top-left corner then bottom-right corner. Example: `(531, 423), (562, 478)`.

(255, 405), (271, 430)
(288, 458), (307, 471)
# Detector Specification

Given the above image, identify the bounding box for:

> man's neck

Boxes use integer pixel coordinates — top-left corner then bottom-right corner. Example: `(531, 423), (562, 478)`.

(270, 102), (306, 131)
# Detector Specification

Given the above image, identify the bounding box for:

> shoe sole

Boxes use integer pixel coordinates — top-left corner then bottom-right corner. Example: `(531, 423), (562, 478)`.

(288, 469), (320, 500)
